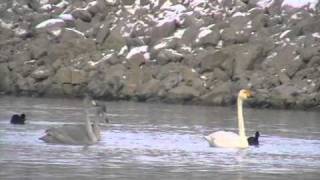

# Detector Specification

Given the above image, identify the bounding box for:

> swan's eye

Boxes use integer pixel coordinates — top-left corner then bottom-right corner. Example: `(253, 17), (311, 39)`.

(244, 90), (253, 98)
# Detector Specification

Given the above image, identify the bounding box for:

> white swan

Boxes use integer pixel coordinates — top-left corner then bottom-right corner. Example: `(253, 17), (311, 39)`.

(39, 95), (108, 145)
(204, 89), (253, 148)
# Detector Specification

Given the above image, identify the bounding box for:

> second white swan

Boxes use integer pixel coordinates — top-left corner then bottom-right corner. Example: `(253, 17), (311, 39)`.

(204, 89), (253, 148)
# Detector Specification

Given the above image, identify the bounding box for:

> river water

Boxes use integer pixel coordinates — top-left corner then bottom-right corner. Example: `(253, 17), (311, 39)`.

(0, 96), (320, 180)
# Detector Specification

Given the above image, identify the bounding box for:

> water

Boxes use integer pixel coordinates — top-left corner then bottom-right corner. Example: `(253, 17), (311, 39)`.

(0, 96), (320, 180)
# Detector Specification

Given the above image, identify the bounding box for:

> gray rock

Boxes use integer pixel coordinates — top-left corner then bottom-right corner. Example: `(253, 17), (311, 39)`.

(221, 27), (251, 44)
(167, 85), (200, 101)
(298, 46), (320, 62)
(0, 65), (11, 92)
(71, 9), (92, 22)
(136, 78), (161, 100)
(272, 84), (299, 101)
(121, 0), (135, 5)
(200, 81), (233, 105)
(101, 23), (127, 51)
(29, 34), (49, 59)
(149, 19), (177, 44)
(161, 74), (181, 91)
(198, 50), (228, 73)
(30, 66), (51, 81)
(194, 28), (220, 46)
(54, 67), (72, 84)
(126, 36), (150, 48)
(95, 20), (112, 44)
(151, 37), (179, 57)
(157, 49), (183, 65)
(233, 44), (263, 77)
(71, 69), (87, 84)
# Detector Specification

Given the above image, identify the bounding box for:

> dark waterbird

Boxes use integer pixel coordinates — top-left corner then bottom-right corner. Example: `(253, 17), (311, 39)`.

(10, 114), (26, 125)
(247, 131), (260, 146)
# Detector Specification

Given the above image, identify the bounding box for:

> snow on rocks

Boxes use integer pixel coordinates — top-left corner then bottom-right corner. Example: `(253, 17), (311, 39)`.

(1, 0), (320, 108)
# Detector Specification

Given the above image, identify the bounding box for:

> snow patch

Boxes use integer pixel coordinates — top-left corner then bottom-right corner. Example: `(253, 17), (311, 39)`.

(279, 30), (291, 39)
(0, 19), (13, 29)
(36, 19), (65, 29)
(312, 33), (320, 39)
(198, 29), (212, 39)
(282, 0), (318, 10)
(232, 12), (249, 17)
(58, 14), (74, 21)
(126, 46), (148, 59)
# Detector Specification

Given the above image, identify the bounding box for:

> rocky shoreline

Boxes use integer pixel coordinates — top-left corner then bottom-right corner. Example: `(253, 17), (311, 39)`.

(1, 0), (320, 109)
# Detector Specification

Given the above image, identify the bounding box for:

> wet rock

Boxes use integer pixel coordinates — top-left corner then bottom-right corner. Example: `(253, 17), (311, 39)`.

(272, 84), (299, 102)
(136, 78), (161, 100)
(201, 81), (233, 105)
(167, 85), (200, 101)
(0, 65), (11, 92)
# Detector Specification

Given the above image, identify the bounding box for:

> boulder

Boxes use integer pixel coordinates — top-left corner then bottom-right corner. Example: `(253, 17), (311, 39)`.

(71, 69), (87, 84)
(298, 46), (320, 62)
(126, 46), (149, 68)
(233, 44), (263, 77)
(157, 49), (183, 65)
(200, 81), (233, 105)
(55, 67), (72, 84)
(221, 27), (251, 44)
(71, 9), (92, 22)
(30, 66), (51, 81)
(0, 65), (11, 92)
(151, 37), (179, 57)
(198, 50), (228, 73)
(101, 22), (127, 51)
(167, 85), (200, 101)
(194, 28), (220, 46)
(149, 19), (177, 44)
(95, 20), (112, 44)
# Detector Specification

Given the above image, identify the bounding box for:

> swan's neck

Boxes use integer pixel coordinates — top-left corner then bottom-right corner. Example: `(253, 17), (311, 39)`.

(85, 109), (97, 142)
(237, 97), (247, 140)
(92, 119), (101, 140)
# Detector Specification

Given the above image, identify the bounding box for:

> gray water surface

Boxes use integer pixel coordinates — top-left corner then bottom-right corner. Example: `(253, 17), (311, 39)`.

(0, 96), (320, 180)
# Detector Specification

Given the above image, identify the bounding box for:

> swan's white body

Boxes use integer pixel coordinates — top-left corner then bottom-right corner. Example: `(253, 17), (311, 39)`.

(205, 89), (252, 148)
(40, 95), (106, 145)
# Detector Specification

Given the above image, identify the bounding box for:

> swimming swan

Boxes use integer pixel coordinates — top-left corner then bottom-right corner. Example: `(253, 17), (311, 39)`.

(39, 95), (108, 145)
(248, 131), (260, 146)
(10, 114), (26, 124)
(204, 89), (253, 148)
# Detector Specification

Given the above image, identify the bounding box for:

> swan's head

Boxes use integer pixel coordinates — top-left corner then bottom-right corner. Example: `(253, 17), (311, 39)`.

(21, 114), (26, 120)
(255, 131), (260, 138)
(238, 89), (253, 100)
